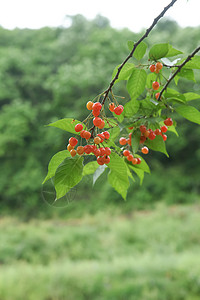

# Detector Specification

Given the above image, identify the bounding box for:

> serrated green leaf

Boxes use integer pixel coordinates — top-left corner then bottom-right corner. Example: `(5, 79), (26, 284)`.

(165, 45), (183, 57)
(112, 63), (135, 82)
(83, 161), (99, 176)
(127, 68), (147, 98)
(183, 92), (200, 101)
(134, 154), (150, 174)
(128, 41), (147, 60)
(104, 118), (118, 128)
(176, 105), (200, 125)
(93, 165), (107, 185)
(124, 99), (140, 117)
(54, 157), (83, 199)
(108, 152), (129, 200)
(166, 125), (179, 137)
(103, 139), (121, 152)
(145, 136), (169, 157)
(131, 129), (141, 153)
(128, 164), (144, 185)
(177, 68), (196, 82)
(149, 43), (169, 60)
(43, 150), (70, 184)
(47, 118), (86, 134)
(164, 89), (186, 103)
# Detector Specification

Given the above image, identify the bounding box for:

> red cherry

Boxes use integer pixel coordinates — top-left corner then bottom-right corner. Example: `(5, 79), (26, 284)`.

(155, 92), (160, 100)
(119, 137), (127, 145)
(92, 109), (100, 117)
(140, 136), (146, 144)
(84, 131), (91, 140)
(99, 147), (106, 156)
(75, 123), (83, 132)
(92, 102), (102, 110)
(104, 147), (111, 155)
(123, 150), (130, 157)
(162, 134), (167, 141)
(127, 154), (134, 162)
(148, 131), (156, 140)
(152, 81), (160, 90)
(93, 117), (102, 127)
(132, 158), (138, 165)
(109, 102), (115, 112)
(136, 158), (142, 164)
(103, 155), (110, 164)
(161, 125), (168, 133)
(69, 137), (78, 147)
(103, 131), (110, 140)
(114, 105), (124, 115)
(98, 120), (105, 129)
(149, 64), (156, 72)
(140, 125), (146, 133)
(141, 146), (149, 154)
(84, 145), (93, 154)
(164, 118), (173, 126)
(156, 62), (163, 70)
(97, 156), (104, 165)
(154, 128), (162, 136)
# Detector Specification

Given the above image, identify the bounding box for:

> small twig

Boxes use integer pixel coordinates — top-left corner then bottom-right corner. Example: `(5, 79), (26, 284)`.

(158, 45), (200, 101)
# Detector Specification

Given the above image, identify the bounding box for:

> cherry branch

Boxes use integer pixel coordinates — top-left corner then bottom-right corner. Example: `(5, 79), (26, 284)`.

(158, 45), (200, 101)
(101, 0), (178, 106)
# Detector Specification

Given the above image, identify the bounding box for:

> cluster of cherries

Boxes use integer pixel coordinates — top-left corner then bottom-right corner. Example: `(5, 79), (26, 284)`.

(149, 61), (164, 97)
(67, 100), (124, 165)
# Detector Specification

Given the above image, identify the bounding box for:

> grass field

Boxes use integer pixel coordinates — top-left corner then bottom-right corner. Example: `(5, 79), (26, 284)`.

(0, 204), (200, 300)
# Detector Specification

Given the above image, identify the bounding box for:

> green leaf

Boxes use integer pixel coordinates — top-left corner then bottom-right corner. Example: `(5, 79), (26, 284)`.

(175, 68), (196, 84)
(166, 125), (179, 137)
(129, 164), (144, 185)
(176, 105), (200, 125)
(112, 63), (135, 82)
(127, 68), (147, 98)
(108, 126), (120, 142)
(131, 129), (141, 153)
(108, 152), (129, 200)
(146, 73), (157, 89)
(179, 56), (200, 69)
(165, 45), (183, 57)
(54, 157), (84, 199)
(124, 99), (140, 117)
(149, 43), (169, 60)
(93, 165), (107, 185)
(183, 92), (200, 102)
(134, 154), (150, 174)
(104, 139), (121, 152)
(145, 136), (169, 157)
(43, 150), (70, 184)
(83, 161), (99, 176)
(47, 118), (86, 134)
(128, 41), (147, 60)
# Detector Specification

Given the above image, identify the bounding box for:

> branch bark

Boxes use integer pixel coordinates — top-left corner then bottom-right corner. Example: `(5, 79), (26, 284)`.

(158, 45), (200, 101)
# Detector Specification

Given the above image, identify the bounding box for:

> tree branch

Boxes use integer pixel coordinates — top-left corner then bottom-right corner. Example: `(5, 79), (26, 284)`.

(101, 0), (178, 105)
(158, 45), (200, 101)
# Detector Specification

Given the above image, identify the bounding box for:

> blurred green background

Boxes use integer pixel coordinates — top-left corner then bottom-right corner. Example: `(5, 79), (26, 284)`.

(0, 15), (200, 299)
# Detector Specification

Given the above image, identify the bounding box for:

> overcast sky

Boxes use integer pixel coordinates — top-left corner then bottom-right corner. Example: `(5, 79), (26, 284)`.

(0, 0), (200, 32)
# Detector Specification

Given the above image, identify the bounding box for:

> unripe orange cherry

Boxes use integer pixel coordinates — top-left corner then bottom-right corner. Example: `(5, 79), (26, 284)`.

(119, 137), (127, 145)
(152, 81), (160, 90)
(141, 146), (149, 154)
(67, 144), (74, 151)
(86, 101), (93, 110)
(109, 102), (115, 112)
(70, 149), (77, 157)
(94, 136), (101, 144)
(156, 61), (163, 70)
(84, 131), (91, 140)
(127, 154), (134, 161)
(144, 130), (150, 138)
(69, 137), (78, 147)
(77, 146), (85, 155)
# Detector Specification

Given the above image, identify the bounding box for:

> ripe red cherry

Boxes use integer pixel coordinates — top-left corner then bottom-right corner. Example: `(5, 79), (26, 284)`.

(114, 105), (124, 115)
(103, 155), (110, 164)
(123, 150), (130, 157)
(152, 81), (160, 90)
(155, 92), (160, 100)
(127, 154), (134, 161)
(84, 145), (93, 154)
(97, 133), (105, 142)
(99, 147), (106, 156)
(140, 125), (146, 133)
(80, 130), (86, 138)
(93, 117), (102, 127)
(69, 137), (78, 147)
(98, 120), (105, 129)
(149, 64), (156, 72)
(84, 131), (91, 140)
(92, 109), (100, 117)
(75, 123), (83, 132)
(97, 156), (104, 165)
(161, 125), (168, 133)
(154, 128), (162, 136)
(140, 136), (146, 144)
(103, 131), (110, 140)
(148, 131), (156, 140)
(162, 134), (167, 141)
(164, 118), (173, 126)
(132, 158), (138, 165)
(119, 137), (127, 145)
(136, 158), (142, 164)
(92, 102), (102, 110)
(104, 147), (111, 155)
